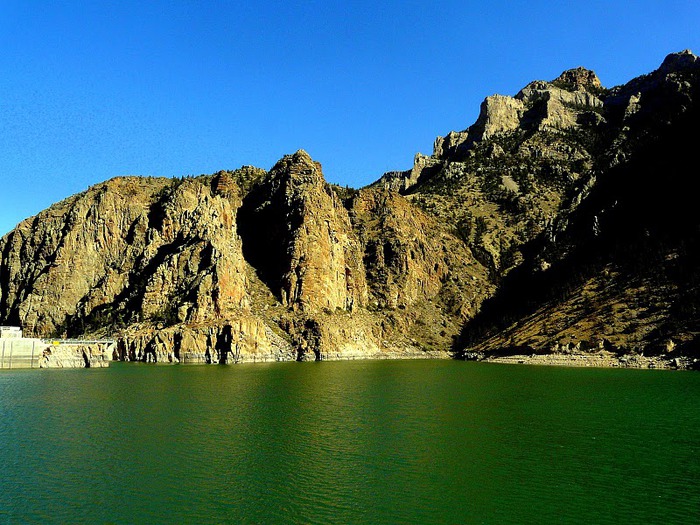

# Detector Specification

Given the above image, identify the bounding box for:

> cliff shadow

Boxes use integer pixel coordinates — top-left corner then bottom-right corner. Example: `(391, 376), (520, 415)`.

(237, 182), (302, 303)
(454, 104), (700, 356)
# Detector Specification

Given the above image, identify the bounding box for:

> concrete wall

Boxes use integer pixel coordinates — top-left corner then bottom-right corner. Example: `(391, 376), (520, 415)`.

(0, 339), (114, 369)
(0, 338), (44, 368)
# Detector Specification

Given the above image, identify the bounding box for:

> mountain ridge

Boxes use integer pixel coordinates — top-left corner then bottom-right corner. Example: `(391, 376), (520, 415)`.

(2, 50), (698, 367)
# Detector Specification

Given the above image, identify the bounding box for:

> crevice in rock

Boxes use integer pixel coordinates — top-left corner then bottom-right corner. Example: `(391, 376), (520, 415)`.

(237, 181), (295, 302)
(173, 332), (182, 361)
(215, 325), (232, 364)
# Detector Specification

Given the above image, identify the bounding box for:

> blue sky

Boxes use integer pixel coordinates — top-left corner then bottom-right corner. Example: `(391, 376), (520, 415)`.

(1, 0), (699, 236)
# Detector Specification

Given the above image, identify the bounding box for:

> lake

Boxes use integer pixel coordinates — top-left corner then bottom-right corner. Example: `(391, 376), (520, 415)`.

(1, 360), (699, 524)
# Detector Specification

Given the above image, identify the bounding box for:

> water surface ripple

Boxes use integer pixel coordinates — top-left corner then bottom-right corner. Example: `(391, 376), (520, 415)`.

(1, 360), (699, 524)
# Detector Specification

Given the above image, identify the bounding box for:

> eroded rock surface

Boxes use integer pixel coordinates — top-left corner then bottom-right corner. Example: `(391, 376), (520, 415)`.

(239, 150), (367, 312)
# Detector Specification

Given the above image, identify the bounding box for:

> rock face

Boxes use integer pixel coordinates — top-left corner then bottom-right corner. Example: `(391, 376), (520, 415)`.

(349, 188), (488, 313)
(115, 318), (293, 364)
(1, 50), (699, 365)
(553, 66), (602, 90)
(473, 94), (526, 141)
(375, 50), (700, 364)
(40, 343), (112, 368)
(429, 67), (604, 162)
(0, 151), (474, 362)
(0, 175), (250, 334)
(658, 48), (698, 74)
(239, 150), (367, 312)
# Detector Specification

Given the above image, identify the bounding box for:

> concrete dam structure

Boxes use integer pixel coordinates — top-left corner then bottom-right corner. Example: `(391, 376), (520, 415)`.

(0, 326), (114, 369)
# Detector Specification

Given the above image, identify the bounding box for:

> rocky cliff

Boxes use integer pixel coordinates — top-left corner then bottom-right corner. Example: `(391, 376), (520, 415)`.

(451, 50), (700, 366)
(0, 151), (478, 362)
(372, 48), (700, 366)
(1, 50), (699, 366)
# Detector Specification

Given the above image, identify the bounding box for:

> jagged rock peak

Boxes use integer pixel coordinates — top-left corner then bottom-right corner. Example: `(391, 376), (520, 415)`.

(658, 49), (699, 74)
(552, 66), (602, 90)
(430, 64), (606, 161)
(289, 148), (313, 162)
(265, 149), (327, 189)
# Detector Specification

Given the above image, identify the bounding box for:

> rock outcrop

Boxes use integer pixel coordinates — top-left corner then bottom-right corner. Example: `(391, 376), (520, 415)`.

(0, 150), (474, 362)
(0, 174), (250, 334)
(114, 317), (293, 364)
(428, 67), (603, 164)
(239, 150), (367, 312)
(372, 50), (700, 365)
(0, 337), (112, 369)
(39, 343), (112, 368)
(349, 187), (488, 313)
(552, 66), (603, 91)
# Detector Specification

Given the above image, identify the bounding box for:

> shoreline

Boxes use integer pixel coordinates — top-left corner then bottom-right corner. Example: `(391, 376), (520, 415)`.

(465, 351), (697, 370)
(116, 348), (453, 365)
(114, 350), (696, 370)
(3, 345), (697, 370)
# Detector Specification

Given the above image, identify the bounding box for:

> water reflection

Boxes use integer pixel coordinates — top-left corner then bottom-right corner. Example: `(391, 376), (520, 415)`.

(0, 361), (699, 524)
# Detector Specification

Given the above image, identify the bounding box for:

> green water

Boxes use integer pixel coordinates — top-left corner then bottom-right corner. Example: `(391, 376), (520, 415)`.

(1, 360), (699, 524)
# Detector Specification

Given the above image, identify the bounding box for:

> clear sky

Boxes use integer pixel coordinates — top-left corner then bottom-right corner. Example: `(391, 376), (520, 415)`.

(1, 0), (699, 236)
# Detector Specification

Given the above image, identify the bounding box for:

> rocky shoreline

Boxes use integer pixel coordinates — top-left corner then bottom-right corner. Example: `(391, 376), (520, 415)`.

(109, 345), (698, 370)
(463, 351), (697, 370)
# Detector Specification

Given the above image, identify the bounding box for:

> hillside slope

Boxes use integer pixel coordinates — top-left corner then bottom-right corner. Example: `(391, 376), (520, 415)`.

(450, 50), (700, 365)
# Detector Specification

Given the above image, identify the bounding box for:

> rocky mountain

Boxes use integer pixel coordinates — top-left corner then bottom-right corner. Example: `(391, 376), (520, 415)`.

(456, 51), (700, 363)
(1, 50), (698, 366)
(0, 152), (487, 363)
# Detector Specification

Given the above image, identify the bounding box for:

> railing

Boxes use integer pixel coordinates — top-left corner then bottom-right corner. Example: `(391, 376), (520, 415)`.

(41, 339), (117, 345)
